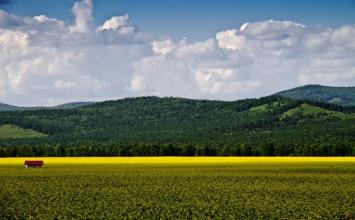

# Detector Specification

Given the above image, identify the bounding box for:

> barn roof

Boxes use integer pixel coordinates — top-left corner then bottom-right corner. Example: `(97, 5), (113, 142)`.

(24, 160), (44, 165)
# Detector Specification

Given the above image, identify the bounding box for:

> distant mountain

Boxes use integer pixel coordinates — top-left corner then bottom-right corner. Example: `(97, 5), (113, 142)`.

(276, 85), (355, 106)
(0, 95), (355, 157)
(52, 102), (95, 109)
(0, 103), (20, 111)
(0, 102), (94, 111)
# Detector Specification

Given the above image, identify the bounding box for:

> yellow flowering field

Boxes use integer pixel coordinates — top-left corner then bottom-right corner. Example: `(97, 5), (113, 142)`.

(0, 156), (355, 165)
(1, 156), (355, 219)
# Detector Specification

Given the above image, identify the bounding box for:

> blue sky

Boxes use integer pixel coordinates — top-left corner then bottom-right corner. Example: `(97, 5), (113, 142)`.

(2, 0), (355, 40)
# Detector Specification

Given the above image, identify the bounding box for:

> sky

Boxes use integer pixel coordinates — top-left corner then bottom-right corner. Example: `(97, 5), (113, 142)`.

(2, 0), (355, 40)
(0, 0), (355, 106)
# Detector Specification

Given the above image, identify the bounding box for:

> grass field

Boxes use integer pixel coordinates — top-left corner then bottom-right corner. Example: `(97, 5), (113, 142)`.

(281, 103), (355, 119)
(0, 124), (46, 139)
(1, 157), (355, 219)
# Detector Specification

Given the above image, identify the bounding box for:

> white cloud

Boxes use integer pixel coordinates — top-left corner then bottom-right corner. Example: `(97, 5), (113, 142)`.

(131, 20), (355, 99)
(216, 29), (245, 50)
(303, 31), (329, 51)
(130, 75), (146, 92)
(0, 28), (28, 56)
(174, 38), (222, 60)
(195, 68), (260, 94)
(34, 15), (64, 26)
(241, 20), (306, 40)
(0, 0), (150, 105)
(53, 80), (76, 89)
(130, 56), (198, 97)
(151, 39), (176, 55)
(0, 0), (354, 105)
(69, 0), (93, 33)
(100, 15), (126, 30)
(330, 24), (355, 49)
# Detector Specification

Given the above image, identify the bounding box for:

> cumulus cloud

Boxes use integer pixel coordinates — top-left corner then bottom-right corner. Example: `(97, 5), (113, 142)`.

(131, 20), (355, 100)
(0, 0), (354, 105)
(216, 29), (245, 50)
(131, 56), (198, 97)
(97, 14), (134, 33)
(195, 68), (260, 94)
(151, 39), (176, 55)
(69, 0), (93, 33)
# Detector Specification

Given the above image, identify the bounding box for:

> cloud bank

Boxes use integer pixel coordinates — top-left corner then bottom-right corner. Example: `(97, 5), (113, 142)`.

(0, 0), (354, 105)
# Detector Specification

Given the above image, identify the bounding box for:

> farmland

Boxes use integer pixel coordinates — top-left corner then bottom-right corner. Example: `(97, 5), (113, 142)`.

(1, 157), (355, 219)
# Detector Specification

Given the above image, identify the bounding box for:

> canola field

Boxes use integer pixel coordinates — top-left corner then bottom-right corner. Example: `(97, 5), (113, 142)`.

(1, 157), (355, 219)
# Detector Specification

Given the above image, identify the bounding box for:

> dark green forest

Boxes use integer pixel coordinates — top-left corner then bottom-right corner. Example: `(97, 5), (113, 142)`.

(0, 95), (355, 157)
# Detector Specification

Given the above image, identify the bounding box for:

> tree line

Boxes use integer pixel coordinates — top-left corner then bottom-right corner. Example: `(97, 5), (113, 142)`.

(0, 143), (354, 157)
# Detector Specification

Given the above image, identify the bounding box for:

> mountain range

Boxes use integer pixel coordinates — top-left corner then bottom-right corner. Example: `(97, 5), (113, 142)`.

(0, 84), (354, 157)
(2, 85), (354, 112)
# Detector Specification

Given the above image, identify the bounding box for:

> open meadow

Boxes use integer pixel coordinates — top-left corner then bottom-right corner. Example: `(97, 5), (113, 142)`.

(1, 157), (355, 219)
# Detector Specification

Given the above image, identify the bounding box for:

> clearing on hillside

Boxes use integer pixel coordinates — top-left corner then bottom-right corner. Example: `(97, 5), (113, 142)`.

(281, 103), (355, 119)
(0, 124), (46, 139)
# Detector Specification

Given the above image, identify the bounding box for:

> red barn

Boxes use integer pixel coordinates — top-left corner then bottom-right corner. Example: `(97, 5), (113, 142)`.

(24, 160), (44, 168)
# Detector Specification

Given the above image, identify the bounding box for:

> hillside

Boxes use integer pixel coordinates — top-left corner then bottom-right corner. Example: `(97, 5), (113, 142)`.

(277, 85), (355, 106)
(0, 125), (46, 139)
(0, 103), (19, 111)
(0, 96), (355, 156)
(0, 102), (94, 111)
(52, 102), (95, 109)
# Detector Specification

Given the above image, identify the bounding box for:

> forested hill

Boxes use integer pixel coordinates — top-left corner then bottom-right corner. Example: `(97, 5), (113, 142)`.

(0, 95), (355, 157)
(0, 103), (19, 111)
(0, 102), (94, 111)
(277, 85), (355, 106)
(51, 102), (95, 109)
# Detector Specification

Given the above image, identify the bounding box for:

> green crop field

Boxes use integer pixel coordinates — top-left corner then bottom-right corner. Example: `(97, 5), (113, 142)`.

(1, 157), (355, 219)
(0, 124), (47, 139)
